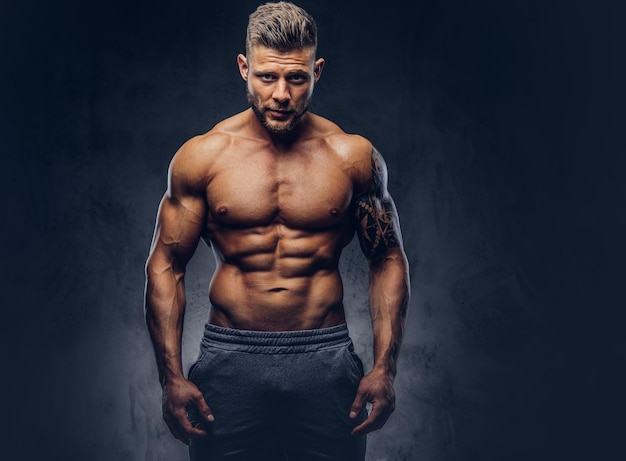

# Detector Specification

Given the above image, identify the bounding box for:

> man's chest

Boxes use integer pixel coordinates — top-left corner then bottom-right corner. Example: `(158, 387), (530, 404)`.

(205, 152), (355, 229)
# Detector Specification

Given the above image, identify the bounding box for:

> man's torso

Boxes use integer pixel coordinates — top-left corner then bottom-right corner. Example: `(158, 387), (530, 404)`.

(182, 110), (372, 331)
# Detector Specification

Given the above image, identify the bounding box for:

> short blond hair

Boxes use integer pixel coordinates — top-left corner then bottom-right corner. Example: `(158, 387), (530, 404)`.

(246, 1), (317, 56)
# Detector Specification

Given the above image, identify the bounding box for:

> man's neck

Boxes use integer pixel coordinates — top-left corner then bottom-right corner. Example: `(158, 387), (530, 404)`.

(247, 109), (311, 149)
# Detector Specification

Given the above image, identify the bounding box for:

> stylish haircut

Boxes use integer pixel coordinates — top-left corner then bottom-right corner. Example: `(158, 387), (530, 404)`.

(246, 1), (317, 56)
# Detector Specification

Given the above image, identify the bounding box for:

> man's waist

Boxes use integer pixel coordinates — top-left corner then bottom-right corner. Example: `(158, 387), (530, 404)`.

(200, 322), (352, 353)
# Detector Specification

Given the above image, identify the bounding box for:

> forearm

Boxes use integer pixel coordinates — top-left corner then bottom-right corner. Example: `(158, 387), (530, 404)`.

(145, 262), (187, 386)
(368, 247), (410, 378)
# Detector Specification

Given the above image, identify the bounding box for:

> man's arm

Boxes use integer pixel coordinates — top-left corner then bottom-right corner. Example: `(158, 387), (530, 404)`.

(144, 143), (214, 444)
(350, 146), (410, 436)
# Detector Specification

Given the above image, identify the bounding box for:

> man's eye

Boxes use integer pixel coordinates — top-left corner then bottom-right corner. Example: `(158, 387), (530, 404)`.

(289, 75), (306, 83)
(260, 74), (275, 81)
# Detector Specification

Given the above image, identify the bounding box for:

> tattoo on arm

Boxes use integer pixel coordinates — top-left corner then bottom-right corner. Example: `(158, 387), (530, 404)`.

(355, 147), (401, 261)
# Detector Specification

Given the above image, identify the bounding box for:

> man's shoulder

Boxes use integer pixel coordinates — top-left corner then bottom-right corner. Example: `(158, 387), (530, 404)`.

(167, 121), (241, 192)
(171, 112), (250, 168)
(309, 113), (372, 162)
(185, 132), (230, 159)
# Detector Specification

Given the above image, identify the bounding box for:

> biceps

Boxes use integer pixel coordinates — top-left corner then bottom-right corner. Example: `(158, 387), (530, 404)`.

(355, 192), (402, 261)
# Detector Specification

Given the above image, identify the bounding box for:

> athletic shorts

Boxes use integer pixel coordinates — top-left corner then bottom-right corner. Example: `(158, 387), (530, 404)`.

(187, 322), (367, 461)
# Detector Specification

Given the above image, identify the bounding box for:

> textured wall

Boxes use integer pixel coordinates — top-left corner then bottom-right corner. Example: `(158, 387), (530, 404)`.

(2, 0), (624, 460)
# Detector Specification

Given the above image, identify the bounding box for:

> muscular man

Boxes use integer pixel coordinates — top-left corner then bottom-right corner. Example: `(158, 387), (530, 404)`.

(145, 2), (410, 460)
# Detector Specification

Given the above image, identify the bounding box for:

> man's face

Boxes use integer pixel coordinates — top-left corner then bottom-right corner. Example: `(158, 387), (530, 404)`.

(238, 45), (324, 134)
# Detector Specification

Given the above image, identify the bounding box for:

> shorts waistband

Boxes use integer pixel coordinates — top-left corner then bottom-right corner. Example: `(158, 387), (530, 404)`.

(201, 322), (351, 353)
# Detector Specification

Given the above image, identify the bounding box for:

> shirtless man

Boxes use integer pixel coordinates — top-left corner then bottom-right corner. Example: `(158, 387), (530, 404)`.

(145, 2), (409, 460)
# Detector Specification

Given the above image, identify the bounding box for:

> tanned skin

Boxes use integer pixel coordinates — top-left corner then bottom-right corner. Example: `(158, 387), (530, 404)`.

(145, 45), (410, 444)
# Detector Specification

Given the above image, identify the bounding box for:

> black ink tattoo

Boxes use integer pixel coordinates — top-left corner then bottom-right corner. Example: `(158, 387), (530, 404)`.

(355, 148), (400, 261)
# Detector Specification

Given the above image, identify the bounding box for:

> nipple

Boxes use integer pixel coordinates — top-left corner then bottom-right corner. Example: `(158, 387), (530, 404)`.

(329, 208), (339, 216)
(217, 206), (228, 215)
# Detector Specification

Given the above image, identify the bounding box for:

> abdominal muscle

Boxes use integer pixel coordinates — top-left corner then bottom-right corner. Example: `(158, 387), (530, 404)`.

(205, 224), (350, 331)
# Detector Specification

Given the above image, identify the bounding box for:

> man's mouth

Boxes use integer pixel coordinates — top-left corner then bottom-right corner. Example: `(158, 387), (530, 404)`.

(267, 109), (292, 119)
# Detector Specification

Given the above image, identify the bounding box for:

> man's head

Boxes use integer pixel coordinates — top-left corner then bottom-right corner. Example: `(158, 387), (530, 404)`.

(238, 2), (324, 135)
(245, 1), (317, 58)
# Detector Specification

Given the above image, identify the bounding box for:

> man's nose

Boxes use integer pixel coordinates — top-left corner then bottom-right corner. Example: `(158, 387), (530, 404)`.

(272, 80), (290, 103)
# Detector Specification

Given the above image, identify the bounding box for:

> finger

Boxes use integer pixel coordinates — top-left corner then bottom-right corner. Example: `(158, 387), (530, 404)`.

(194, 393), (215, 423)
(167, 409), (208, 442)
(349, 390), (367, 419)
(181, 416), (209, 439)
(164, 413), (191, 445)
(351, 402), (391, 436)
(182, 420), (210, 435)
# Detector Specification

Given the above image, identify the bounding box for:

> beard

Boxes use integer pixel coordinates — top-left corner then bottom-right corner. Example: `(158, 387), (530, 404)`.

(247, 89), (310, 134)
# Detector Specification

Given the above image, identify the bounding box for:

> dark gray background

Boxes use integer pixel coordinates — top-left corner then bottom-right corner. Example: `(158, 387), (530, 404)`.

(2, 0), (624, 460)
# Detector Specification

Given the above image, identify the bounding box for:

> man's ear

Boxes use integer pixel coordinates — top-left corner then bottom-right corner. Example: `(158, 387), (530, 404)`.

(314, 57), (325, 82)
(237, 54), (249, 81)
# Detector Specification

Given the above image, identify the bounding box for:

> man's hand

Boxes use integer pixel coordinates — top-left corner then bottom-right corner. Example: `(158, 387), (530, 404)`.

(349, 368), (396, 436)
(162, 376), (214, 445)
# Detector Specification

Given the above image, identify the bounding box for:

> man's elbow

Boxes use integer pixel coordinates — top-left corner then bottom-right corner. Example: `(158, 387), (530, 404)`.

(369, 246), (408, 268)
(145, 249), (180, 279)
(368, 247), (410, 286)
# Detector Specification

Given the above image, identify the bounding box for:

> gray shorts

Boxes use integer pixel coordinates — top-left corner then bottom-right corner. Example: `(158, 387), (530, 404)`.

(188, 323), (367, 461)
